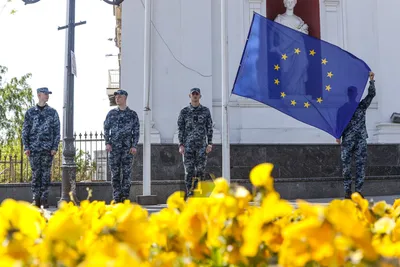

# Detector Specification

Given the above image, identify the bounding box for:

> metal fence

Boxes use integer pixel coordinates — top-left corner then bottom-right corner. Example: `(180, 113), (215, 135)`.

(0, 131), (110, 183)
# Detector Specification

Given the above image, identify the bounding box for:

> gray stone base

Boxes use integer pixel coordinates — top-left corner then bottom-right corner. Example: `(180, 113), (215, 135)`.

(1, 175), (400, 207)
(2, 144), (400, 206)
(136, 195), (158, 205)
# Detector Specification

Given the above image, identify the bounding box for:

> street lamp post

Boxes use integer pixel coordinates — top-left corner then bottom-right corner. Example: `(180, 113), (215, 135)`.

(22, 0), (124, 207)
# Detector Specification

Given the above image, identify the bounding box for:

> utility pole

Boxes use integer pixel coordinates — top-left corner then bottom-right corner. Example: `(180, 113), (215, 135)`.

(57, 0), (86, 206)
(221, 0), (230, 182)
(22, 0), (125, 207)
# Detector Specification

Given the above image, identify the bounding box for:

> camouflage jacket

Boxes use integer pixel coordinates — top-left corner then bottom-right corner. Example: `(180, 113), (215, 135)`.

(22, 104), (60, 152)
(177, 104), (213, 147)
(340, 80), (376, 141)
(104, 107), (140, 149)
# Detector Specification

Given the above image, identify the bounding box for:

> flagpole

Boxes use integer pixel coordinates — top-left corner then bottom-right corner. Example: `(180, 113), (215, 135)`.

(143, 0), (151, 196)
(221, 0), (230, 182)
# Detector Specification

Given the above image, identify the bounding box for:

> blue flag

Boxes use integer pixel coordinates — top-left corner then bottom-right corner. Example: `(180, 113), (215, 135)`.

(232, 13), (371, 139)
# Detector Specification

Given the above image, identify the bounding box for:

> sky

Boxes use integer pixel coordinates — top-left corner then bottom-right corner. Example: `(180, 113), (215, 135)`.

(0, 0), (119, 135)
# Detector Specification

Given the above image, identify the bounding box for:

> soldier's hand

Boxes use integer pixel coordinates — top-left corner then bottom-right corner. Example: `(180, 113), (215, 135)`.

(130, 147), (137, 155)
(51, 150), (56, 156)
(206, 144), (212, 154)
(24, 150), (30, 157)
(335, 139), (341, 145)
(106, 144), (112, 152)
(369, 71), (375, 81)
(179, 145), (184, 155)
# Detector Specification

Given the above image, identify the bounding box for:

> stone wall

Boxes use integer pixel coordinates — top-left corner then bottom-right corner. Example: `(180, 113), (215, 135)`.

(1, 144), (400, 206)
(132, 144), (400, 180)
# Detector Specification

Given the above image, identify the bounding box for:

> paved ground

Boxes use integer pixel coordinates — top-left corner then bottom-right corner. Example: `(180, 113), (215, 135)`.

(45, 194), (400, 215)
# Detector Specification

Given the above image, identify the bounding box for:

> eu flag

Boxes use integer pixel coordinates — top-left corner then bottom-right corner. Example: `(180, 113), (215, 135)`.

(232, 13), (371, 139)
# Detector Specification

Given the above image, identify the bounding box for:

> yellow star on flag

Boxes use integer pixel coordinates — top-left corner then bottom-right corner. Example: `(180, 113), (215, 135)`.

(309, 49), (316, 56)
(294, 48), (301, 54)
(327, 72), (333, 78)
(274, 79), (280, 85)
(280, 92), (286, 98)
(281, 54), (288, 60)
(322, 58), (328, 65)
(317, 97), (323, 103)
(274, 64), (280, 71)
(304, 102), (310, 108)
(290, 100), (296, 106)
(325, 85), (331, 91)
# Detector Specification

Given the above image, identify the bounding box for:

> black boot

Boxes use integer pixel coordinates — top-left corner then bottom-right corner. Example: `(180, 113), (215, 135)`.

(185, 191), (193, 201)
(40, 197), (49, 209)
(344, 191), (352, 199)
(31, 196), (40, 207)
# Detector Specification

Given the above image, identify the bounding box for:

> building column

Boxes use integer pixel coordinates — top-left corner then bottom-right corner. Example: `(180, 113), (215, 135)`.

(121, 0), (160, 144)
(373, 0), (400, 143)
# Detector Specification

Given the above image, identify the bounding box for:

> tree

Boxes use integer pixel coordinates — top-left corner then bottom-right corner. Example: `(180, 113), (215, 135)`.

(0, 65), (34, 148)
(0, 0), (17, 16)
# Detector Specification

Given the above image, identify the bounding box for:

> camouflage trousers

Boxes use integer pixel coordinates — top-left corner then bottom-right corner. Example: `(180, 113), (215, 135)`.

(183, 146), (207, 196)
(341, 138), (367, 193)
(28, 151), (53, 200)
(109, 148), (133, 202)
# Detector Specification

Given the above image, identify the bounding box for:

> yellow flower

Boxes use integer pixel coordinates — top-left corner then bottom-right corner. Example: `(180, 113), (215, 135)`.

(392, 198), (400, 209)
(326, 199), (378, 261)
(166, 191), (186, 211)
(373, 217), (396, 235)
(0, 199), (45, 262)
(372, 235), (400, 258)
(224, 245), (248, 266)
(149, 208), (182, 251)
(111, 203), (152, 259)
(178, 199), (207, 247)
(44, 206), (83, 246)
(391, 219), (400, 242)
(232, 185), (252, 210)
(326, 199), (366, 239)
(150, 251), (179, 267)
(78, 242), (148, 267)
(212, 178), (229, 195)
(249, 163), (274, 190)
(0, 255), (23, 267)
(241, 192), (292, 257)
(372, 201), (391, 218)
(280, 218), (335, 266)
(296, 200), (325, 220)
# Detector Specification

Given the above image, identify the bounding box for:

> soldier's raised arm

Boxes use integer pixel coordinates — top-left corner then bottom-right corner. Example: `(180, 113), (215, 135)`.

(359, 71), (376, 111)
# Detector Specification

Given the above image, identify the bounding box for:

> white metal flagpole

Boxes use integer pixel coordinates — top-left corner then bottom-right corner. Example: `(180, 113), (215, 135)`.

(221, 0), (230, 182)
(143, 0), (151, 195)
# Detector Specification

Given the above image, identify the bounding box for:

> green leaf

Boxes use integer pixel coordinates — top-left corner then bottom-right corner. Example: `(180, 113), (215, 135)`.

(0, 65), (34, 146)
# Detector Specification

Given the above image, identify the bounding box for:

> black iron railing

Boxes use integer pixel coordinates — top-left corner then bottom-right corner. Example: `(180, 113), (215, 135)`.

(0, 131), (110, 183)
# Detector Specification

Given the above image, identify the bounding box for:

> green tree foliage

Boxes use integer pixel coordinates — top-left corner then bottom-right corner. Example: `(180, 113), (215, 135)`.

(0, 0), (17, 16)
(0, 65), (34, 149)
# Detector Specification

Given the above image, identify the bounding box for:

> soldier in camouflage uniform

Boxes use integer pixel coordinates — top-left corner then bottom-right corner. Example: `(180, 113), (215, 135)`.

(22, 87), (60, 208)
(336, 72), (376, 199)
(177, 88), (213, 199)
(104, 89), (140, 203)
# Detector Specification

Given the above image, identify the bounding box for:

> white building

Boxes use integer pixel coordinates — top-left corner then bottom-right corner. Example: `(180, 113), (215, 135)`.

(109, 0), (400, 144)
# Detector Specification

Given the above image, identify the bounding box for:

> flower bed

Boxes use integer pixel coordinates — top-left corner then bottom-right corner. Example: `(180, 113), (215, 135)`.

(1, 163), (400, 266)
